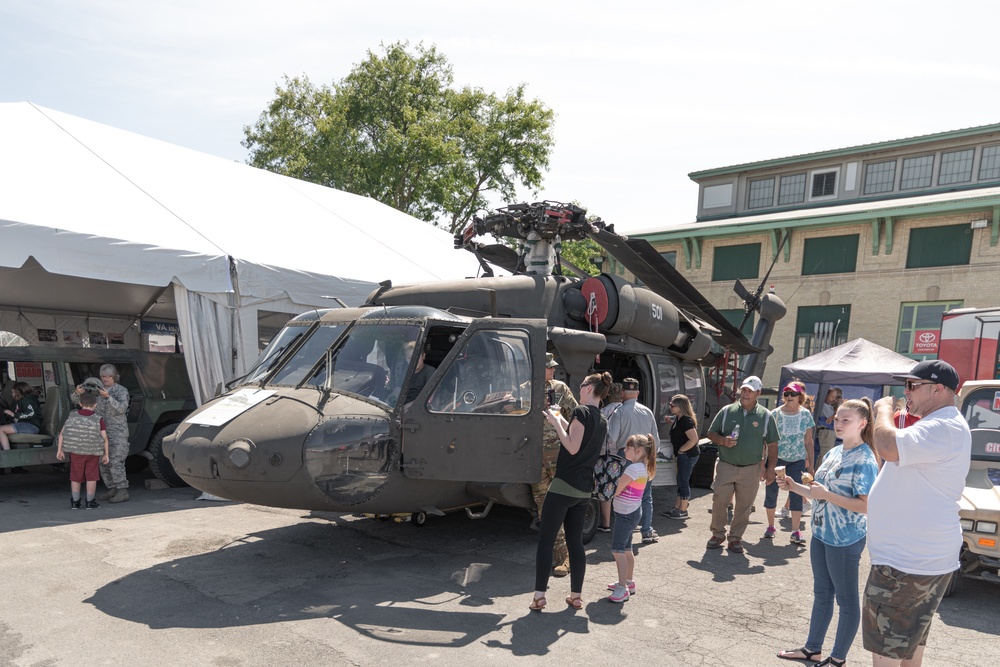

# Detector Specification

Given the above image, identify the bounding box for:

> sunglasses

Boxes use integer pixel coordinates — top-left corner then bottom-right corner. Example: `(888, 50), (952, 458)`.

(904, 380), (936, 391)
(782, 390), (801, 397)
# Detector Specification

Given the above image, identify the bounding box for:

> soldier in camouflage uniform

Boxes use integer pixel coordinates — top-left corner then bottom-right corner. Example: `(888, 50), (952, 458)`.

(75, 364), (131, 503)
(532, 353), (578, 577)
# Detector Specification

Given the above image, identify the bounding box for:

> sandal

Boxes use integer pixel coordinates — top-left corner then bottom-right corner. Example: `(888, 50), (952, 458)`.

(814, 659), (845, 667)
(528, 596), (546, 611)
(565, 595), (583, 609)
(777, 647), (822, 662)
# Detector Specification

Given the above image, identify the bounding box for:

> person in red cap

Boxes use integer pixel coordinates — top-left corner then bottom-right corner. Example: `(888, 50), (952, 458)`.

(864, 360), (971, 666)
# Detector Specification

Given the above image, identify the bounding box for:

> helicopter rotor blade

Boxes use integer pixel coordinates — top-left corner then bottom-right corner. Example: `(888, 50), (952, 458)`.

(587, 228), (757, 354)
(462, 243), (521, 275)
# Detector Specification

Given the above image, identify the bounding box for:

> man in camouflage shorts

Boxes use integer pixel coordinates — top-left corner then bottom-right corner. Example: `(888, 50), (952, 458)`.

(867, 360), (971, 665)
(531, 353), (578, 577)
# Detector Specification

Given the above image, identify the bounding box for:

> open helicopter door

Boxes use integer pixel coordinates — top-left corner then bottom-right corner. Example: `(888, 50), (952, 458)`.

(400, 318), (547, 482)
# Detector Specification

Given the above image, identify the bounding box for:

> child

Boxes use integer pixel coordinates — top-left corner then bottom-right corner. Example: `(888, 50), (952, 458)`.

(56, 391), (109, 509)
(607, 433), (657, 603)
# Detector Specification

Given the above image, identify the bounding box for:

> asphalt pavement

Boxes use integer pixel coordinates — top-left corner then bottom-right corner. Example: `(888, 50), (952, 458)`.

(1, 466), (996, 666)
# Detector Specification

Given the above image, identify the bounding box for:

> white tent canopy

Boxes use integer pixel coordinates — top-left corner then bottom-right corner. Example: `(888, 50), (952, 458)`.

(0, 102), (483, 402)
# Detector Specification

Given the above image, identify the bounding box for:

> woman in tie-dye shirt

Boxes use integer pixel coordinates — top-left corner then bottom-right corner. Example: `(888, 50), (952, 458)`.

(776, 398), (879, 667)
(607, 433), (657, 603)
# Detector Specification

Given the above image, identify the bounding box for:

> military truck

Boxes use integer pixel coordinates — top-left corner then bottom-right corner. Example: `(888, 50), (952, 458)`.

(946, 379), (1000, 595)
(1, 346), (196, 486)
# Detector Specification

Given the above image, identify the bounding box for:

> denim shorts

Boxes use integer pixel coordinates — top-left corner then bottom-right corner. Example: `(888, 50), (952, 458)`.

(611, 507), (641, 552)
(11, 422), (40, 434)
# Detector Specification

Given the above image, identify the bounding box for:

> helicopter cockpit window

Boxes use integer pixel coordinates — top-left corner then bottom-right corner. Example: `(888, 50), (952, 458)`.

(302, 323), (420, 403)
(267, 324), (348, 386)
(242, 323), (313, 386)
(427, 329), (532, 415)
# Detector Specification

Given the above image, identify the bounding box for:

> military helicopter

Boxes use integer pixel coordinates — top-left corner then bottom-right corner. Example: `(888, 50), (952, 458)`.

(163, 201), (786, 538)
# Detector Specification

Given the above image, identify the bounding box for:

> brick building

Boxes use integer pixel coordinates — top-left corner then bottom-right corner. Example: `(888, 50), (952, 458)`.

(625, 124), (1000, 391)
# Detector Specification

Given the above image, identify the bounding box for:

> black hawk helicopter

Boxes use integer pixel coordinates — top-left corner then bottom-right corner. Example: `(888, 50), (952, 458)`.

(163, 201), (785, 537)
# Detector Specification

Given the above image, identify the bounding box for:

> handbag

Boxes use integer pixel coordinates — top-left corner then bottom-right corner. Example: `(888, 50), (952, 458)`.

(593, 453), (626, 501)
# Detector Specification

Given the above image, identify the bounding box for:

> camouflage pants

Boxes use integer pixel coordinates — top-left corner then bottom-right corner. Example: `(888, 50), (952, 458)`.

(862, 564), (952, 660)
(100, 430), (129, 490)
(531, 465), (568, 564)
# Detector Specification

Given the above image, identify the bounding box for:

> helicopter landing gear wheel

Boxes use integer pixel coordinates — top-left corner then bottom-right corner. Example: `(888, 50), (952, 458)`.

(411, 511), (428, 526)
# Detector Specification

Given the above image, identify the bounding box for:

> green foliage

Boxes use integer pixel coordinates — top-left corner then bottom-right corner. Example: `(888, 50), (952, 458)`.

(243, 42), (555, 233)
(559, 238), (603, 276)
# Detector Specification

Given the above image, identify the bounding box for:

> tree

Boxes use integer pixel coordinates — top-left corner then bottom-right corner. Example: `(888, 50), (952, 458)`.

(559, 238), (603, 276)
(243, 42), (555, 233)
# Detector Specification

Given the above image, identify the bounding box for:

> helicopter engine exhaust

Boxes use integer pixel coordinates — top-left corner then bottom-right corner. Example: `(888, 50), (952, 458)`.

(568, 273), (685, 349)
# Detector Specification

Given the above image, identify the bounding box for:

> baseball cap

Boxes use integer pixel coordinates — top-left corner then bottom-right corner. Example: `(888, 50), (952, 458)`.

(892, 359), (960, 392)
(545, 352), (559, 368)
(739, 376), (762, 392)
(622, 377), (639, 391)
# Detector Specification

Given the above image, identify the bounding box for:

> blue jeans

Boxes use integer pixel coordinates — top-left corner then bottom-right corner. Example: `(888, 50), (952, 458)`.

(638, 479), (654, 534)
(765, 458), (805, 511)
(805, 536), (866, 661)
(675, 451), (700, 500)
(610, 507), (641, 552)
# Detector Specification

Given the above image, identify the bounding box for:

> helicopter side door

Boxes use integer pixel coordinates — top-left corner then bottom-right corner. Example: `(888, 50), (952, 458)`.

(400, 318), (546, 483)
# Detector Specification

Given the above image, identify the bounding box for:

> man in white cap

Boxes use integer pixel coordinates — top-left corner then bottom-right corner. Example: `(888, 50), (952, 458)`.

(863, 360), (970, 666)
(705, 375), (779, 553)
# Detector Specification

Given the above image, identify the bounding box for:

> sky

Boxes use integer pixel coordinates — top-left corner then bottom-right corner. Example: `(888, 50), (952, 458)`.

(4, 0), (1000, 234)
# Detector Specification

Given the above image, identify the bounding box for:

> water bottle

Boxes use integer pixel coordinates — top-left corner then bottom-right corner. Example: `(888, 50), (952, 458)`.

(730, 424), (740, 440)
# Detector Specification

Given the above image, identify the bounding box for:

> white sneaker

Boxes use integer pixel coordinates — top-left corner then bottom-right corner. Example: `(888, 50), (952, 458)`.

(775, 508), (790, 519)
(802, 501), (812, 516)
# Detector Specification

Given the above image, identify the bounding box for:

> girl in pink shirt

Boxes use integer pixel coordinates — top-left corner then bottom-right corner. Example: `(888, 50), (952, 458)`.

(607, 433), (657, 603)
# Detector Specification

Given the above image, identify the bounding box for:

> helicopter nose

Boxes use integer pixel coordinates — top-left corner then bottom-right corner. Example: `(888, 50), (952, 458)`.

(167, 392), (320, 486)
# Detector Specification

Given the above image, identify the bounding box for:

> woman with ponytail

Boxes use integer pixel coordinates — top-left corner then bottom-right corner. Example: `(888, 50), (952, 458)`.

(776, 398), (879, 667)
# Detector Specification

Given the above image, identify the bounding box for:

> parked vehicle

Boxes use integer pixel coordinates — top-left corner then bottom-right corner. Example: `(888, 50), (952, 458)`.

(947, 379), (1000, 595)
(938, 307), (1000, 384)
(1, 346), (196, 486)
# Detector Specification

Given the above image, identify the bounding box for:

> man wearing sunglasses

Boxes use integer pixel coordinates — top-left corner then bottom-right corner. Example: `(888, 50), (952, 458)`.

(864, 360), (971, 667)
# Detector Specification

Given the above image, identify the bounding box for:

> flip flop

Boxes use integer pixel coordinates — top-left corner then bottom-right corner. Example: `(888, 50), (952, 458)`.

(565, 596), (583, 609)
(528, 596), (546, 611)
(777, 647), (822, 662)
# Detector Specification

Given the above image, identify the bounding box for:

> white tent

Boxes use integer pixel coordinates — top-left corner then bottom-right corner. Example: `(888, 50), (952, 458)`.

(0, 102), (482, 402)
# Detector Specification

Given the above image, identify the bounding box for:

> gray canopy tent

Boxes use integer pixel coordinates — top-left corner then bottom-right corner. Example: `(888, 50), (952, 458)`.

(780, 338), (918, 442)
(779, 338), (918, 390)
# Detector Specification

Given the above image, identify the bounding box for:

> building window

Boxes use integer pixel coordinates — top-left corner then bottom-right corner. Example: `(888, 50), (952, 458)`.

(939, 149), (974, 185)
(703, 183), (734, 208)
(712, 243), (761, 282)
(900, 155), (934, 190)
(980, 145), (1000, 181)
(897, 300), (963, 360)
(810, 170), (837, 199)
(778, 174), (806, 205)
(747, 178), (775, 209)
(906, 223), (973, 269)
(802, 234), (859, 275)
(794, 305), (850, 361)
(864, 160), (896, 195)
(659, 251), (677, 267)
